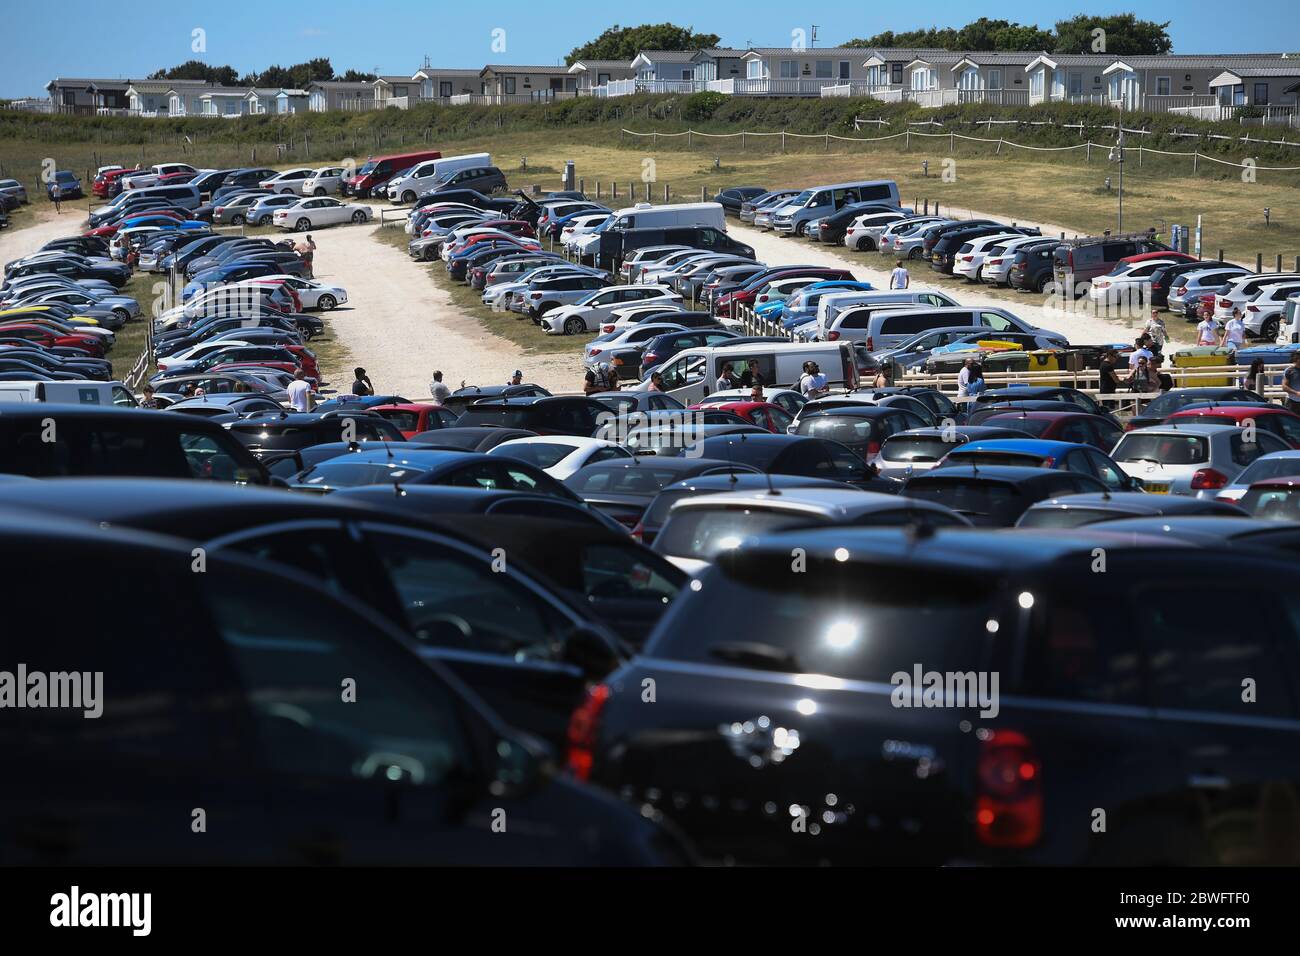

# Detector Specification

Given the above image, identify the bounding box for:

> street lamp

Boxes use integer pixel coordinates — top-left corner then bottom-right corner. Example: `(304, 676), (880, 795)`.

(1108, 128), (1126, 232)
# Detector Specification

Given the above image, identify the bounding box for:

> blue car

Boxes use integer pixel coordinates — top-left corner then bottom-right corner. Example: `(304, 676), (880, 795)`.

(934, 438), (1139, 491)
(47, 170), (83, 200)
(780, 280), (876, 329)
(182, 260), (287, 301)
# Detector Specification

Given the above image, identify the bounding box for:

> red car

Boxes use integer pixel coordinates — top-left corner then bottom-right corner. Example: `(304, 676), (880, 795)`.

(91, 167), (141, 198)
(1165, 405), (1300, 448)
(0, 322), (106, 355)
(978, 411), (1123, 450)
(368, 403), (460, 439)
(690, 401), (796, 434)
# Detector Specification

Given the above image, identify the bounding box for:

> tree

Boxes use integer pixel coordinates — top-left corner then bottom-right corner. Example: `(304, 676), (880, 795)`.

(148, 61), (239, 85)
(1053, 14), (1172, 55)
(957, 18), (1054, 52)
(338, 69), (377, 83)
(566, 23), (721, 65)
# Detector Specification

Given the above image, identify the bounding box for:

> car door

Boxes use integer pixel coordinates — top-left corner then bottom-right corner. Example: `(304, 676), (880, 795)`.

(1136, 580), (1300, 865)
(1078, 447), (1132, 490)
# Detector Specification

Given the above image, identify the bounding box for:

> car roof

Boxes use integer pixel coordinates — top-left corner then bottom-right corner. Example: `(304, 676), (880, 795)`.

(573, 456), (747, 475)
(982, 410), (1100, 421)
(671, 487), (954, 518)
(1168, 405), (1291, 418)
(1093, 515), (1292, 541)
(888, 426), (1025, 441)
(1249, 477), (1300, 488)
(906, 464), (1071, 484)
(722, 525), (1187, 575)
(1123, 423), (1245, 436)
(1024, 492), (1246, 515)
(952, 439), (1087, 456)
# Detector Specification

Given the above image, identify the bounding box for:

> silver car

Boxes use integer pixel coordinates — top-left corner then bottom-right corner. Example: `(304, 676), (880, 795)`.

(1215, 449), (1300, 502)
(1112, 423), (1290, 498)
(0, 178), (28, 204)
(1165, 266), (1251, 320)
(247, 194), (304, 227)
(212, 192), (272, 225)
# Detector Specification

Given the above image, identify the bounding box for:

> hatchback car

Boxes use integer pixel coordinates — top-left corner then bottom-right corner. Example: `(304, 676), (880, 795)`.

(1111, 423), (1291, 497)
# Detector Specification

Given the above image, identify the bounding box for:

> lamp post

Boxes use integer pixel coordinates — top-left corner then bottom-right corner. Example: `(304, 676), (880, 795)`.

(1109, 128), (1126, 233)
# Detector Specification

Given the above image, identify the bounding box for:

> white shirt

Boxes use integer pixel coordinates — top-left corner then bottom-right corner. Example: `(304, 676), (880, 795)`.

(800, 372), (828, 398)
(956, 366), (972, 397)
(1196, 320), (1218, 346)
(429, 380), (451, 404)
(1128, 347), (1153, 369)
(1223, 318), (1246, 347)
(890, 267), (909, 289)
(287, 379), (312, 412)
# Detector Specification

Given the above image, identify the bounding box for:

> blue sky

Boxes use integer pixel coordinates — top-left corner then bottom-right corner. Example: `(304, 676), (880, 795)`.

(7, 1), (1297, 96)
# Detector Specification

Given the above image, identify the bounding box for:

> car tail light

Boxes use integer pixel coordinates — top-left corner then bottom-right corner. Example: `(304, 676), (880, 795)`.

(827, 330), (840, 341)
(866, 440), (881, 457)
(1247, 305), (1260, 312)
(530, 292), (542, 299)
(1215, 495), (1238, 503)
(988, 258), (1002, 265)
(961, 255), (974, 262)
(589, 347), (603, 356)
(1190, 468), (1229, 490)
(1173, 286), (1187, 296)
(865, 336), (874, 351)
(1219, 298), (1231, 307)
(642, 352), (660, 366)
(1094, 279), (1110, 289)
(565, 683), (611, 780)
(974, 729), (1042, 849)
(601, 324), (615, 334)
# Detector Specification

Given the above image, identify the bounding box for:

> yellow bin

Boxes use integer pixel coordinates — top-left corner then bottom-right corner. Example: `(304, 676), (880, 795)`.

(1172, 346), (1234, 387)
(1026, 349), (1065, 386)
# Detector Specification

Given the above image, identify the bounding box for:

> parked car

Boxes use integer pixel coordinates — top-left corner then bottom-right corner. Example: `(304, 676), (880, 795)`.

(1124, 387), (1266, 430)
(259, 167), (319, 196)
(273, 197), (372, 231)
(713, 186), (767, 214)
(903, 464), (1109, 525)
(1238, 478), (1300, 520)
(935, 438), (1140, 491)
(1016, 491), (1249, 528)
(541, 286), (683, 337)
(1110, 423), (1290, 497)
(46, 170), (84, 200)
(488, 435), (635, 480)
(1214, 449), (1300, 502)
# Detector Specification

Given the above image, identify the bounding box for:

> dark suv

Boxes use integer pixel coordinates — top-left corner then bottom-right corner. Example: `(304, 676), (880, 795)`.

(575, 526), (1300, 866)
(435, 165), (508, 194)
(453, 396), (610, 437)
(1052, 233), (1168, 295)
(1009, 242), (1063, 294)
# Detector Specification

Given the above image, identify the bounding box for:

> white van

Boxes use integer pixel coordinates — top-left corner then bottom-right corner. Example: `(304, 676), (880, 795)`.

(387, 153), (492, 204)
(606, 202), (726, 234)
(770, 180), (901, 235)
(817, 290), (959, 339)
(0, 380), (137, 406)
(649, 341), (858, 405)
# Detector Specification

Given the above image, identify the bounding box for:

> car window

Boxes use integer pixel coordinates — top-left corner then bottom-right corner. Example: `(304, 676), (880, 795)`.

(1140, 585), (1295, 719)
(1084, 449), (1128, 489)
(1023, 592), (1141, 704)
(204, 566), (473, 784)
(365, 529), (568, 660)
(580, 543), (680, 603)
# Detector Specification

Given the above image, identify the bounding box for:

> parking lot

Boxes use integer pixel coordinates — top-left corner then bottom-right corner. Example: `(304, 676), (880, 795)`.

(2, 145), (1300, 877)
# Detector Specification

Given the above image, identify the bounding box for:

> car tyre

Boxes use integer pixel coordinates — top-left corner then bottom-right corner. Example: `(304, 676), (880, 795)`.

(295, 217), (311, 232)
(907, 247), (922, 260)
(563, 316), (586, 336)
(351, 210), (367, 224)
(317, 294), (337, 311)
(856, 237), (874, 251)
(280, 189), (294, 195)
(231, 214), (245, 226)
(313, 188), (326, 197)
(402, 191), (416, 204)
(1261, 316), (1280, 340)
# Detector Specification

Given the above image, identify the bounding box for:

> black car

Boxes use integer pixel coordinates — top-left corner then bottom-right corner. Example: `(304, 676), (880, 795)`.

(224, 411), (405, 453)
(0, 504), (687, 865)
(902, 464), (1108, 526)
(973, 386), (1120, 424)
(794, 405), (931, 461)
(565, 457), (764, 530)
(680, 433), (901, 492)
(638, 328), (741, 371)
(579, 525), (1300, 865)
(0, 404), (270, 483)
(6, 257), (129, 288)
(452, 396), (610, 438)
(812, 202), (906, 246)
(712, 186), (767, 214)
(1149, 259), (1233, 308)
(414, 188), (517, 215)
(1079, 514), (1300, 553)
(1008, 242), (1062, 294)
(1014, 491), (1248, 528)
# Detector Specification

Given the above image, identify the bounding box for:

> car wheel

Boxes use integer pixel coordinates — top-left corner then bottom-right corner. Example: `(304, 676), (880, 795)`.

(113, 307), (130, 323)
(317, 294), (337, 311)
(907, 247), (922, 260)
(856, 237), (874, 251)
(1262, 316), (1280, 340)
(280, 188), (293, 195)
(231, 214), (245, 225)
(257, 215), (271, 226)
(563, 316), (586, 336)
(313, 188), (326, 197)
(402, 191), (416, 204)
(351, 210), (367, 224)
(295, 218), (311, 232)
(1036, 276), (1052, 294)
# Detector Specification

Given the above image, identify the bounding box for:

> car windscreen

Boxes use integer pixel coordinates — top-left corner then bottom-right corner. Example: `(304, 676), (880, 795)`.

(1112, 433), (1209, 466)
(657, 507), (823, 561)
(454, 407), (535, 429)
(799, 415), (880, 447)
(983, 416), (1052, 437)
(567, 467), (683, 495)
(1241, 487), (1300, 521)
(1015, 507), (1118, 529)
(647, 556), (991, 681)
(489, 442), (575, 470)
(881, 435), (958, 463)
(297, 460), (427, 488)
(943, 451), (1045, 469)
(1237, 457), (1300, 484)
(904, 478), (1017, 517)
(1141, 391), (1256, 417)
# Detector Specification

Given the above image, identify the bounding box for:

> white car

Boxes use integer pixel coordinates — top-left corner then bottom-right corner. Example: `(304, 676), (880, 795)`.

(981, 236), (1055, 286)
(240, 274), (348, 311)
(1088, 257), (1186, 308)
(601, 303), (692, 333)
(260, 168), (318, 196)
(1111, 424), (1289, 498)
(584, 322), (691, 363)
(273, 197), (372, 231)
(951, 232), (1024, 281)
(299, 166), (350, 197)
(843, 211), (910, 252)
(1241, 281), (1300, 339)
(560, 213), (612, 251)
(122, 163), (197, 190)
(486, 436), (634, 481)
(1213, 272), (1300, 322)
(156, 339), (258, 372)
(541, 286), (683, 336)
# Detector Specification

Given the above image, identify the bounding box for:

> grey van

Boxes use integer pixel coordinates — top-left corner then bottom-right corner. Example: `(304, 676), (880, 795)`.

(855, 305), (1059, 352)
(434, 166), (508, 194)
(771, 180), (900, 236)
(1052, 233), (1167, 294)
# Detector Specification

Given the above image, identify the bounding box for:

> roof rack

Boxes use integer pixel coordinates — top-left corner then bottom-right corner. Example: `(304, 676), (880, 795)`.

(1057, 229), (1159, 248)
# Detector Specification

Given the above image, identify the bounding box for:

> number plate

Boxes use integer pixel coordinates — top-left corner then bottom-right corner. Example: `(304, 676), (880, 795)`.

(1143, 482), (1170, 494)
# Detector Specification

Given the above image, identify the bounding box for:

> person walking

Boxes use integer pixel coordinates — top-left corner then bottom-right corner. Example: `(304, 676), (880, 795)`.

(1284, 352), (1300, 415)
(50, 180), (62, 214)
(956, 357), (977, 399)
(1099, 350), (1121, 395)
(1145, 310), (1168, 361)
(1196, 313), (1219, 347)
(889, 260), (910, 290)
(296, 234), (316, 279)
(507, 369), (523, 386)
(287, 368), (314, 412)
(429, 370), (451, 404)
(350, 367), (374, 397)
(1128, 336), (1154, 370)
(799, 361), (829, 400)
(1221, 309), (1247, 352)
(965, 362), (987, 398)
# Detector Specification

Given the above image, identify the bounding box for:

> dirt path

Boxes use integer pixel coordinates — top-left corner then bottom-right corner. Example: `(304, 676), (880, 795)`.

(316, 221), (581, 398)
(0, 207), (89, 265)
(732, 222), (1165, 347)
